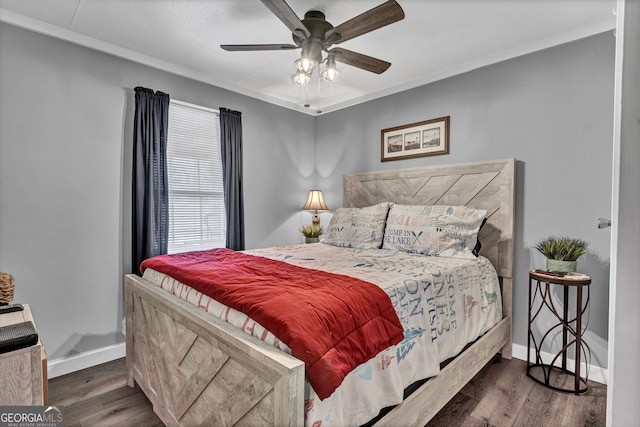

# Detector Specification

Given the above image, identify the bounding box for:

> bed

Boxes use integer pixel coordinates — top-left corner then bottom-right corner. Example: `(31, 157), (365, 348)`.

(125, 157), (515, 426)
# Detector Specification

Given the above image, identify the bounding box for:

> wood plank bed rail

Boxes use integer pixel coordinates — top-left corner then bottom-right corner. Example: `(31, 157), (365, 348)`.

(125, 274), (305, 426)
(374, 315), (511, 426)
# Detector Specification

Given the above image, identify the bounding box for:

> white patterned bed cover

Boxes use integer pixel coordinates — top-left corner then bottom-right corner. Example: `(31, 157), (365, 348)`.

(142, 243), (502, 426)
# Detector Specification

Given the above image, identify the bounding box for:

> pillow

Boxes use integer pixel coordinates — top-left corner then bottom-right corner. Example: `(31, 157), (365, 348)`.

(382, 204), (487, 259)
(323, 202), (391, 249)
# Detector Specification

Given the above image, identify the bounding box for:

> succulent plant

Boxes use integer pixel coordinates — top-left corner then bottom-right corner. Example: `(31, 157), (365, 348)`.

(300, 224), (324, 238)
(535, 236), (588, 261)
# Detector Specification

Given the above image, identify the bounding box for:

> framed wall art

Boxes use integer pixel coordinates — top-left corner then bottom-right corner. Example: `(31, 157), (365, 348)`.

(381, 116), (450, 162)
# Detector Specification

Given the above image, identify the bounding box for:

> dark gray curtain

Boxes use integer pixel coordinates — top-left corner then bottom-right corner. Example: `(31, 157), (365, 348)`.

(219, 108), (245, 251)
(132, 87), (170, 273)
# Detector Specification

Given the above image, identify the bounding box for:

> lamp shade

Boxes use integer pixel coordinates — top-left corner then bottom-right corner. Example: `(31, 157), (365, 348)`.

(302, 190), (329, 212)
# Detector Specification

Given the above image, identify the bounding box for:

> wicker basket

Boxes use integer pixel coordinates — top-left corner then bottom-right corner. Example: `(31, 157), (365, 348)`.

(0, 272), (15, 304)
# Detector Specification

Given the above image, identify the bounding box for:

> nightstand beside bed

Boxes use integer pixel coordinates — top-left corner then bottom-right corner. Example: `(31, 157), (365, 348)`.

(0, 304), (47, 405)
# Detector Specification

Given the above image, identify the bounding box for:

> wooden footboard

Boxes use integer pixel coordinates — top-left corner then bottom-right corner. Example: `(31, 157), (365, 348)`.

(125, 274), (304, 426)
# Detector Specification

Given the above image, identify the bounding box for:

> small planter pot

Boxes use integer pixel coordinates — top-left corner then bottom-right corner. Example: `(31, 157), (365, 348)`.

(305, 237), (320, 244)
(546, 259), (577, 273)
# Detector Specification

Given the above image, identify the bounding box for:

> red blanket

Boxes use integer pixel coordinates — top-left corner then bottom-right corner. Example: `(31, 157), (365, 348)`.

(140, 248), (404, 399)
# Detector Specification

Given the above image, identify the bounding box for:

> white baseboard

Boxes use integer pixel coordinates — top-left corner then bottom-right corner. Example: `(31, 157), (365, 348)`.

(511, 343), (608, 385)
(47, 343), (126, 379)
(45, 341), (608, 386)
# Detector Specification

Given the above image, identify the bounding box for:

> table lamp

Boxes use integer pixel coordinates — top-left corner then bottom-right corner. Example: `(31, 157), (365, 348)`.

(302, 190), (329, 225)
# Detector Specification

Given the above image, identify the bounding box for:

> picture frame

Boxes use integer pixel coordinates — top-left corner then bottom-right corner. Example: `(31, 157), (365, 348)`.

(381, 116), (450, 162)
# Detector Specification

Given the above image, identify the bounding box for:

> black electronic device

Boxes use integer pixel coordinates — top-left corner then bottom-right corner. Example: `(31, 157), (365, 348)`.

(0, 321), (38, 354)
(0, 303), (24, 314)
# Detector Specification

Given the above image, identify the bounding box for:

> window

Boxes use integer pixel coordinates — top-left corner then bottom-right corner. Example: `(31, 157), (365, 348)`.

(166, 100), (225, 253)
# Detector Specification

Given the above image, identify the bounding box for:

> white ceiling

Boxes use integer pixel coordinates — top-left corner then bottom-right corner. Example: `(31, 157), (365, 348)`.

(0, 0), (616, 115)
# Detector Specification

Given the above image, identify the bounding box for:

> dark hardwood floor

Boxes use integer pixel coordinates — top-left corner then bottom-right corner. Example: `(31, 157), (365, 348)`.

(48, 358), (163, 426)
(426, 357), (606, 427)
(48, 356), (606, 426)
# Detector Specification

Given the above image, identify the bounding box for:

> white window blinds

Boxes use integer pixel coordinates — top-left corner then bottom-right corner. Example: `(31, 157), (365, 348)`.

(166, 101), (226, 254)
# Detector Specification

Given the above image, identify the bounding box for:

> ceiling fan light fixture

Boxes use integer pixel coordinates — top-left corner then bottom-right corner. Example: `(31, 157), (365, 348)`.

(321, 54), (341, 83)
(320, 65), (341, 83)
(294, 57), (318, 74)
(291, 70), (311, 86)
(222, 1), (405, 87)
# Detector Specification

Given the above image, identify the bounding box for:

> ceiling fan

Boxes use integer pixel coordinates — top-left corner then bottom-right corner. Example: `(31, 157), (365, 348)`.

(221, 0), (405, 86)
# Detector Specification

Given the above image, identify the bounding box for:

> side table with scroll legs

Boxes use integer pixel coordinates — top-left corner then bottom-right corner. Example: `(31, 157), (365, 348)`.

(527, 269), (591, 394)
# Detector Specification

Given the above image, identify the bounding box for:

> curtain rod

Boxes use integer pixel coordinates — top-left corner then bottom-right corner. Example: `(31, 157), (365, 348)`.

(170, 99), (219, 114)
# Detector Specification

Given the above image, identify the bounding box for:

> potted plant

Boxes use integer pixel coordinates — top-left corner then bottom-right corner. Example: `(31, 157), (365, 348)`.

(535, 236), (589, 273)
(300, 224), (324, 243)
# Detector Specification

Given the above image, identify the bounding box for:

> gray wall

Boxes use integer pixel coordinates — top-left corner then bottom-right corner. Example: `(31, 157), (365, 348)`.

(0, 22), (315, 360)
(316, 32), (615, 368)
(609, 0), (640, 423)
(0, 21), (615, 373)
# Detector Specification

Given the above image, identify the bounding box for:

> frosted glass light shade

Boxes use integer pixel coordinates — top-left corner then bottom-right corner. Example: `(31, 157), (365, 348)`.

(321, 66), (341, 83)
(291, 71), (311, 86)
(294, 57), (318, 74)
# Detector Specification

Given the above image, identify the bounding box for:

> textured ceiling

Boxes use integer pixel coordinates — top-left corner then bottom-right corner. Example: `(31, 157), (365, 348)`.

(0, 0), (616, 115)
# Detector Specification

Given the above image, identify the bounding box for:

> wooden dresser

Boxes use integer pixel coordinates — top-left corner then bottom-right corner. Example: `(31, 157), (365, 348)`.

(0, 304), (47, 405)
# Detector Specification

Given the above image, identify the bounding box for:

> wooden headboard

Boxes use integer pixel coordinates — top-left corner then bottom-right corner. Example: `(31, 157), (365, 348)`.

(343, 158), (515, 280)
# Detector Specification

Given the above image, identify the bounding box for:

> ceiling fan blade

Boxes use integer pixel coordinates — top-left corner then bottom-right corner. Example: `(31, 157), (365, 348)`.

(260, 0), (310, 39)
(331, 48), (391, 74)
(325, 0), (405, 45)
(221, 44), (298, 51)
